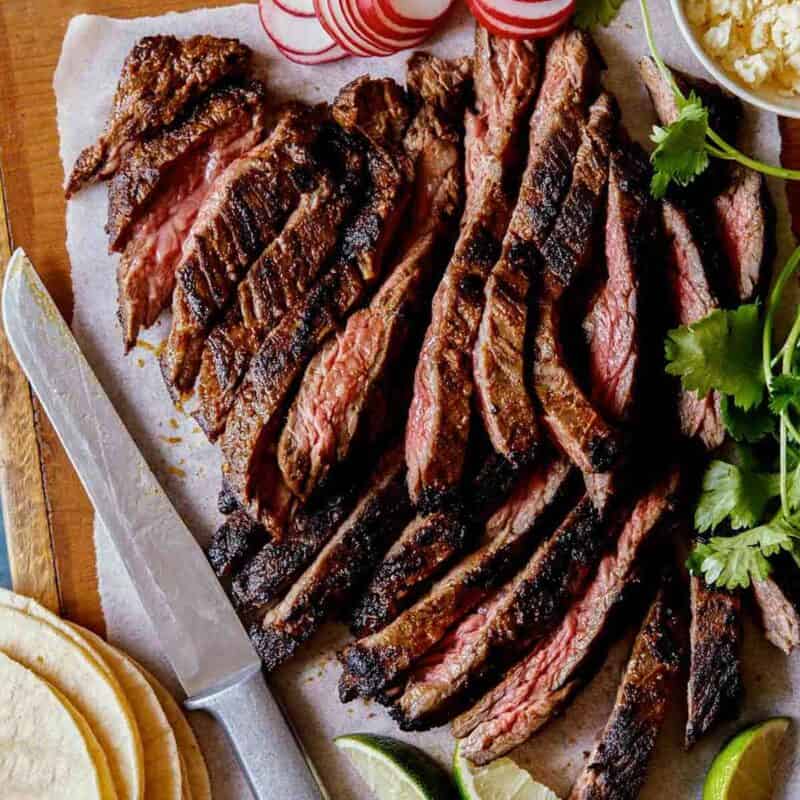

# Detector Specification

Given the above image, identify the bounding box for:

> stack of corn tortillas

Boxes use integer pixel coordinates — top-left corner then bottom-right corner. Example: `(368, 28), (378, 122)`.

(0, 588), (211, 799)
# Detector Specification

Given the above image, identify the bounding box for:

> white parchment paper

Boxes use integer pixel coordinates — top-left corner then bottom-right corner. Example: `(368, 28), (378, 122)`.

(53, 2), (798, 798)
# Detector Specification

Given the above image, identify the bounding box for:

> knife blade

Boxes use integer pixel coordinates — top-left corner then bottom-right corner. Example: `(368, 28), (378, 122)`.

(2, 248), (324, 800)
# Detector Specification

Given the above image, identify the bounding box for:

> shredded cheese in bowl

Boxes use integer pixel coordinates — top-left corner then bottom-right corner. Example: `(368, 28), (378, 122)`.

(684, 0), (800, 96)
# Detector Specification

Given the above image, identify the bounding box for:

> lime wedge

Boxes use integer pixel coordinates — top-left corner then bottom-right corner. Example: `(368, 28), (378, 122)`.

(335, 734), (456, 800)
(453, 741), (560, 800)
(703, 717), (791, 800)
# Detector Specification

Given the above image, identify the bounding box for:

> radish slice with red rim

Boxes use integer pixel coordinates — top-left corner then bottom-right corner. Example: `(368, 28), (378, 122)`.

(357, 0), (430, 40)
(260, 0), (337, 54)
(468, 0), (572, 38)
(315, 0), (394, 56)
(278, 42), (350, 63)
(344, 0), (430, 51)
(480, 0), (574, 26)
(379, 0), (454, 27)
(274, 0), (316, 17)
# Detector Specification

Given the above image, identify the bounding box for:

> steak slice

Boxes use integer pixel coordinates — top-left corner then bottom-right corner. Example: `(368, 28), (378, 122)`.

(339, 457), (573, 709)
(662, 201), (725, 450)
(206, 509), (266, 579)
(685, 576), (743, 748)
(584, 144), (655, 424)
(230, 482), (358, 617)
(249, 443), (414, 672)
(472, 32), (602, 464)
(160, 104), (325, 395)
(752, 554), (800, 654)
(190, 145), (363, 440)
(111, 83), (268, 350)
(452, 467), (680, 764)
(66, 35), (251, 196)
(394, 494), (607, 730)
(405, 29), (540, 510)
(568, 578), (683, 800)
(277, 56), (470, 500)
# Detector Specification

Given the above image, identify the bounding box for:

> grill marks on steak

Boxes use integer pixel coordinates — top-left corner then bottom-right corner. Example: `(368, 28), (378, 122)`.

(250, 443), (413, 672)
(453, 467), (680, 764)
(662, 201), (725, 451)
(584, 145), (654, 425)
(472, 32), (602, 465)
(66, 35), (251, 197)
(685, 576), (743, 748)
(111, 83), (268, 350)
(161, 104), (325, 395)
(339, 457), (573, 709)
(405, 29), (540, 510)
(277, 56), (470, 501)
(568, 579), (683, 800)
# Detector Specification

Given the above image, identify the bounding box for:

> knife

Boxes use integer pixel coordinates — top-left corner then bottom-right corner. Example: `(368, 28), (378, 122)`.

(2, 249), (326, 800)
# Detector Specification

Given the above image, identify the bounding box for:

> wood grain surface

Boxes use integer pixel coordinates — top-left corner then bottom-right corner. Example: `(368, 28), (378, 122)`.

(0, 0), (799, 634)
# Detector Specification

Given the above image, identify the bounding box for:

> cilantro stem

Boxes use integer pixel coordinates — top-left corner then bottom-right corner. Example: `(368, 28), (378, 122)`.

(763, 246), (800, 390)
(707, 128), (800, 180)
(639, 0), (682, 99)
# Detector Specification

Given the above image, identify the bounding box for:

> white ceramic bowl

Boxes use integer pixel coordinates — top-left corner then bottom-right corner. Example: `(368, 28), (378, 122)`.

(670, 0), (800, 119)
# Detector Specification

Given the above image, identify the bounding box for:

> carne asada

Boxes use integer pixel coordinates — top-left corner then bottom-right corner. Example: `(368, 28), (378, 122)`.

(110, 83), (268, 349)
(752, 554), (800, 654)
(278, 56), (470, 499)
(250, 443), (413, 671)
(160, 104), (326, 395)
(405, 29), (540, 510)
(685, 576), (743, 748)
(339, 457), (573, 707)
(453, 468), (680, 764)
(206, 508), (266, 580)
(66, 35), (251, 196)
(472, 30), (602, 464)
(568, 578), (683, 800)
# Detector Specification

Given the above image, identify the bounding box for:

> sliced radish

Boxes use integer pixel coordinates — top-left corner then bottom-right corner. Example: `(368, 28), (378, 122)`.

(277, 42), (350, 63)
(481, 0), (574, 26)
(315, 0), (394, 56)
(379, 0), (453, 27)
(260, 0), (336, 54)
(356, 0), (431, 41)
(274, 0), (316, 17)
(468, 0), (572, 38)
(344, 0), (431, 51)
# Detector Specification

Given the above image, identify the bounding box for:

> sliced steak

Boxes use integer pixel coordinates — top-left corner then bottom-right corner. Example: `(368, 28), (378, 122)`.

(66, 35), (251, 196)
(662, 201), (725, 450)
(277, 56), (470, 500)
(230, 482), (358, 617)
(453, 467), (680, 764)
(394, 494), (607, 729)
(250, 443), (413, 671)
(472, 31), (602, 464)
(405, 29), (540, 510)
(685, 576), (743, 748)
(160, 104), (325, 395)
(111, 83), (268, 350)
(752, 555), (800, 654)
(206, 509), (266, 579)
(584, 144), (655, 424)
(339, 457), (574, 707)
(568, 578), (683, 800)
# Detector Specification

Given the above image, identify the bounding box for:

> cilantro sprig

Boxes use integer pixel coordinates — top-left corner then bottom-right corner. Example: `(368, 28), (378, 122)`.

(671, 246), (800, 589)
(640, 0), (800, 198)
(574, 0), (626, 30)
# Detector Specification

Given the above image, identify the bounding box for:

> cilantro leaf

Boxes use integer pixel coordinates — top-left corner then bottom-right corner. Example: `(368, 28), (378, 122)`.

(665, 304), (764, 410)
(769, 373), (800, 414)
(688, 515), (800, 590)
(573, 0), (626, 30)
(649, 94), (710, 198)
(695, 460), (780, 533)
(721, 395), (775, 442)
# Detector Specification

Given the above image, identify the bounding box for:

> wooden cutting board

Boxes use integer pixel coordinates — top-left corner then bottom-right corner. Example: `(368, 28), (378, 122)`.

(1, 0), (800, 635)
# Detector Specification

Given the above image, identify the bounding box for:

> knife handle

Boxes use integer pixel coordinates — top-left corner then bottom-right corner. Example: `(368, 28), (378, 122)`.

(186, 667), (326, 800)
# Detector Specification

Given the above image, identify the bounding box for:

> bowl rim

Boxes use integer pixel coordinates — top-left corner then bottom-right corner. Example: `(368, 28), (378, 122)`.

(669, 0), (800, 119)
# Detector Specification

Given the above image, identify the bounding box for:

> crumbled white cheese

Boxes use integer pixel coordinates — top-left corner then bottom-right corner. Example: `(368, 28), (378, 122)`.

(686, 0), (800, 94)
